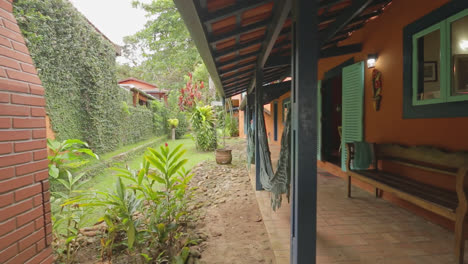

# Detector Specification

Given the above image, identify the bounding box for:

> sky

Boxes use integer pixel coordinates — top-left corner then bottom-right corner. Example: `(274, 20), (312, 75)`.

(69, 0), (152, 46)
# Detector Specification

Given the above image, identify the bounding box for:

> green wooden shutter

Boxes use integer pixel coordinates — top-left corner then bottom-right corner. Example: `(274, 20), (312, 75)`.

(317, 80), (322, 161)
(341, 61), (364, 171)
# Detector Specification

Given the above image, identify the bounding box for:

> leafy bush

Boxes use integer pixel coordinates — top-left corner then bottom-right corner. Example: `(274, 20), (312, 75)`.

(81, 144), (196, 262)
(225, 114), (239, 137)
(191, 105), (217, 151)
(47, 139), (97, 263)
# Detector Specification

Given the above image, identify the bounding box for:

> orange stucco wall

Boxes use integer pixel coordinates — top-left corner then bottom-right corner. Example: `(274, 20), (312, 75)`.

(240, 0), (467, 153)
(317, 0), (468, 152)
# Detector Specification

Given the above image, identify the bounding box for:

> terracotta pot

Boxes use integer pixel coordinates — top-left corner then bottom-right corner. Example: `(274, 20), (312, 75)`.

(215, 149), (232, 165)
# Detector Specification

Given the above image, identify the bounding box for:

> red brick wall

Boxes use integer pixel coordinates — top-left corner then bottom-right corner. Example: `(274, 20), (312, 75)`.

(0, 0), (53, 263)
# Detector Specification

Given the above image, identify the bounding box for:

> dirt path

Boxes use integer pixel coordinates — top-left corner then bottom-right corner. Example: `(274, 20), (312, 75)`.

(190, 139), (275, 264)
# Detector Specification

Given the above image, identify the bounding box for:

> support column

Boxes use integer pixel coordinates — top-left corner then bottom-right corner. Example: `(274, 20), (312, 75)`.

(290, 0), (319, 263)
(255, 69), (264, 191)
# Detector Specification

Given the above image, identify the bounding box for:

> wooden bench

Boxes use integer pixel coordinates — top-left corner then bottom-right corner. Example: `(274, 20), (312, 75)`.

(345, 143), (468, 264)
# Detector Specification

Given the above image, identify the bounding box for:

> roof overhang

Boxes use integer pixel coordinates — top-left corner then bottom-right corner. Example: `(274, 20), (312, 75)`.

(175, 0), (392, 98)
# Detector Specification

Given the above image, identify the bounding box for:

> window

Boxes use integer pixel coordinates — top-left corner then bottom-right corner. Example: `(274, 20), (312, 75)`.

(403, 1), (468, 119)
(412, 8), (468, 105)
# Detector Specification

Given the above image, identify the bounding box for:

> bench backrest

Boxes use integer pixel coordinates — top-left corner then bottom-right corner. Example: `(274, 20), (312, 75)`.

(374, 144), (468, 175)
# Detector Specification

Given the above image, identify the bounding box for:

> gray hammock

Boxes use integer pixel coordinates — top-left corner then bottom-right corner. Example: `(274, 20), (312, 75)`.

(247, 102), (291, 211)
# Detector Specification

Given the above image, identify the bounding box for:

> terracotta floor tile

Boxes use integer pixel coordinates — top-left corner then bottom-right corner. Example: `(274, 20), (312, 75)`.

(248, 154), (466, 264)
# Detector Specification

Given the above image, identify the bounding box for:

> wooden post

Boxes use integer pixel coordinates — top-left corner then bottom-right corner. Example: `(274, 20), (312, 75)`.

(291, 0), (319, 263)
(255, 69), (264, 191)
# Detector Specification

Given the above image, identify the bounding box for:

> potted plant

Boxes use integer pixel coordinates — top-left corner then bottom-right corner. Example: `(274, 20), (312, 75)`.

(168, 118), (179, 141)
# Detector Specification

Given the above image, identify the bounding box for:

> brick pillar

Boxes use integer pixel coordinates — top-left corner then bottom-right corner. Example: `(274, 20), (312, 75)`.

(0, 0), (53, 263)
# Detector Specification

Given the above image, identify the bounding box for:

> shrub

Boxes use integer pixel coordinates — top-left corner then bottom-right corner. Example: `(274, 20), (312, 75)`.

(81, 144), (196, 262)
(47, 139), (97, 263)
(191, 105), (217, 151)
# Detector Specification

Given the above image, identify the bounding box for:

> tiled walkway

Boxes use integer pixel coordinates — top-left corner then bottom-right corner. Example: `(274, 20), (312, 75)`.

(249, 148), (467, 263)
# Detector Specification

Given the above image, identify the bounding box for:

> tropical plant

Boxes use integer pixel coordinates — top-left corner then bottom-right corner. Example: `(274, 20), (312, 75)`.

(51, 171), (89, 264)
(191, 105), (217, 151)
(178, 72), (203, 111)
(83, 143), (196, 262)
(47, 138), (99, 180)
(168, 118), (179, 141)
(168, 118), (179, 129)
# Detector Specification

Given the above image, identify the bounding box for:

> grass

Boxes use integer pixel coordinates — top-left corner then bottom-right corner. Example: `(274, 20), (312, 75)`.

(81, 137), (164, 169)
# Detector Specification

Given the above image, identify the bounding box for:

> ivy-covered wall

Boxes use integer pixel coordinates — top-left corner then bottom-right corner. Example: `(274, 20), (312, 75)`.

(14, 0), (156, 153)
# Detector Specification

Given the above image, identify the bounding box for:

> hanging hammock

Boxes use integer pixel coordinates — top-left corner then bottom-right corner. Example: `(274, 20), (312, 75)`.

(246, 99), (291, 211)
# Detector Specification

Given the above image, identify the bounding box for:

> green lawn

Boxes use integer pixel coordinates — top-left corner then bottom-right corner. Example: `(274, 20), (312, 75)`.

(82, 136), (165, 169)
(84, 135), (214, 191)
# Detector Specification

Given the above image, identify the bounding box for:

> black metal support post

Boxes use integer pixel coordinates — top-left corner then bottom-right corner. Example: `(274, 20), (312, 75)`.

(255, 69), (264, 191)
(290, 0), (319, 263)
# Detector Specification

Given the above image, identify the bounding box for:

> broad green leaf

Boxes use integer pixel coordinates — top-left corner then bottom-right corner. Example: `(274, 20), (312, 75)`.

(127, 220), (136, 249)
(145, 155), (166, 174)
(76, 148), (99, 160)
(168, 159), (188, 177)
(65, 236), (77, 245)
(148, 147), (165, 162)
(168, 144), (183, 160)
(49, 164), (59, 179)
(147, 173), (165, 184)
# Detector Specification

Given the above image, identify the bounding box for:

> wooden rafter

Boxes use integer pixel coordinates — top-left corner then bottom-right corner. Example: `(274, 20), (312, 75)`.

(208, 19), (270, 45)
(201, 0), (272, 25)
(319, 0), (374, 46)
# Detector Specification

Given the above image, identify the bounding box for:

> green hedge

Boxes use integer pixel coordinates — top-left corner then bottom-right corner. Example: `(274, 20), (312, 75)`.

(14, 0), (156, 153)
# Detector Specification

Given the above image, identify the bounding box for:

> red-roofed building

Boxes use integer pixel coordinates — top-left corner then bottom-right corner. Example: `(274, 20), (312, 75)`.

(118, 78), (168, 102)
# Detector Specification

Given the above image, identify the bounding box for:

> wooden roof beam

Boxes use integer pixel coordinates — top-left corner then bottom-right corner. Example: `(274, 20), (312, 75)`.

(224, 76), (252, 87)
(214, 40), (263, 60)
(319, 0), (373, 46)
(248, 0), (292, 93)
(217, 54), (257, 69)
(222, 71), (254, 83)
(220, 63), (256, 77)
(209, 19), (271, 45)
(201, 0), (272, 25)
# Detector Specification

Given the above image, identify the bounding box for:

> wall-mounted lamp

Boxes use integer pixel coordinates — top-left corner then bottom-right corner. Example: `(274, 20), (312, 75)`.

(460, 40), (468, 51)
(367, 53), (378, 68)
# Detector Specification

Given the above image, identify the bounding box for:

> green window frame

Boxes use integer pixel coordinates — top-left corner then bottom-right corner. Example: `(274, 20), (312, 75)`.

(412, 8), (468, 105)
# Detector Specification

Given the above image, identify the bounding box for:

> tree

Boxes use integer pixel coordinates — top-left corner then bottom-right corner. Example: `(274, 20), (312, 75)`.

(123, 0), (202, 90)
